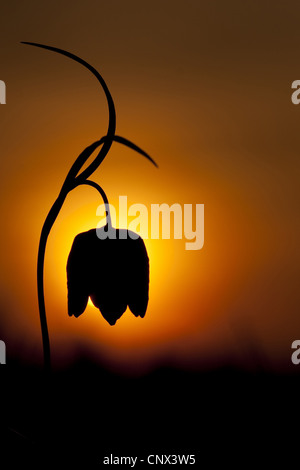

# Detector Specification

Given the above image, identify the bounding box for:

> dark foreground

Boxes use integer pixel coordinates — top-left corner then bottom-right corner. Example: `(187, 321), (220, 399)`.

(1, 362), (299, 468)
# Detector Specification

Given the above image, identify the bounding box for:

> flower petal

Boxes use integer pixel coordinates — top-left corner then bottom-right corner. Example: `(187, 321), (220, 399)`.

(67, 234), (90, 317)
(67, 228), (150, 324)
(126, 233), (149, 318)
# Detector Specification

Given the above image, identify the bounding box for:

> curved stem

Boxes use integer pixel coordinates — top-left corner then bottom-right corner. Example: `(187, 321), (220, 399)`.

(23, 42), (116, 371)
(81, 180), (112, 227)
(21, 42), (116, 185)
(37, 192), (67, 371)
(37, 181), (111, 371)
(62, 134), (158, 194)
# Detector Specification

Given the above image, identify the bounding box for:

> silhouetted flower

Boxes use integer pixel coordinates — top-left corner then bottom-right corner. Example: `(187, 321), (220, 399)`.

(67, 226), (149, 325)
(23, 41), (158, 368)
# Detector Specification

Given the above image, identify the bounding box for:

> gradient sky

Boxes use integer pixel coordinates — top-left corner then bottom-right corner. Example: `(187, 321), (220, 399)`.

(0, 0), (300, 374)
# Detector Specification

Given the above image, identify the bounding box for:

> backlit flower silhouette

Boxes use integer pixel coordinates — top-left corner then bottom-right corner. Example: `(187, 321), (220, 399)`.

(67, 226), (149, 325)
(22, 42), (158, 370)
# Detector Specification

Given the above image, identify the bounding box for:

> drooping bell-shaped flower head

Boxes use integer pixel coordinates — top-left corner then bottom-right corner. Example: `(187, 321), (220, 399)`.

(67, 187), (149, 325)
(67, 227), (149, 325)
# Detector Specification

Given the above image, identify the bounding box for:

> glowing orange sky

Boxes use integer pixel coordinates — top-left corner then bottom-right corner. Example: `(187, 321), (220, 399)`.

(0, 1), (300, 373)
